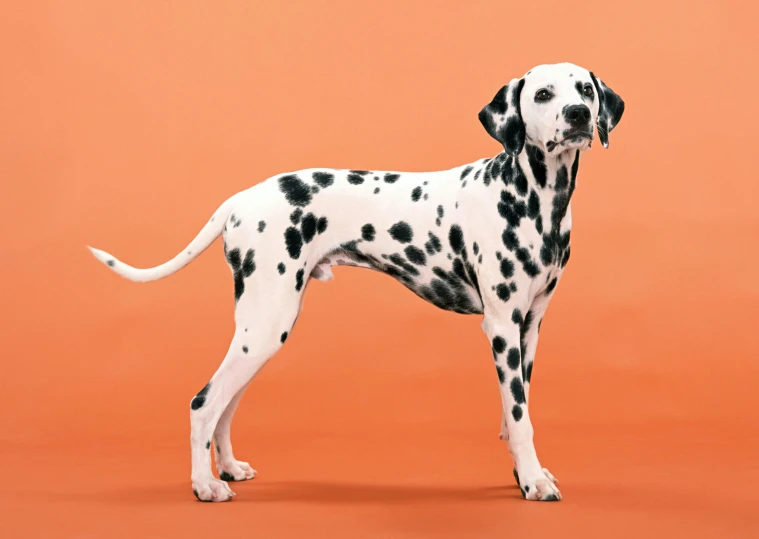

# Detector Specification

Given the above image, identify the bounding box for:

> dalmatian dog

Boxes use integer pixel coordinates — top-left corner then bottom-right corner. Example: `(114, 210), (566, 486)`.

(88, 62), (624, 503)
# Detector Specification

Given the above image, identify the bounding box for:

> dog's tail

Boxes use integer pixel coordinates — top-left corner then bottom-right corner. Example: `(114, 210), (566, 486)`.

(87, 195), (238, 283)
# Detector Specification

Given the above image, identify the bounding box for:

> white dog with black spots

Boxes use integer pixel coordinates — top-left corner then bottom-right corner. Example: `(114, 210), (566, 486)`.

(89, 62), (624, 502)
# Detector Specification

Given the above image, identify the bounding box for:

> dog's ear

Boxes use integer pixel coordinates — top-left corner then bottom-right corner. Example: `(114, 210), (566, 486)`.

(589, 72), (624, 149)
(478, 77), (526, 157)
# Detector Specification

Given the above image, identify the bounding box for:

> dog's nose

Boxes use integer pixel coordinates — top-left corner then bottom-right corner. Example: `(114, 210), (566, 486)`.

(564, 104), (591, 126)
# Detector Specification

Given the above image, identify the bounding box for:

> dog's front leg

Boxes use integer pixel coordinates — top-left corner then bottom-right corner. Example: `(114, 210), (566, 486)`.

(482, 307), (561, 501)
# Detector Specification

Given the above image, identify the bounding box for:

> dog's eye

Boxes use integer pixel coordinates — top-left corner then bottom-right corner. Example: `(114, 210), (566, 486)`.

(583, 85), (594, 98)
(535, 89), (552, 102)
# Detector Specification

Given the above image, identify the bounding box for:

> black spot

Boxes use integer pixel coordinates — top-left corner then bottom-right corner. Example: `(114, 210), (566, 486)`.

(281, 331), (288, 343)
(279, 175), (312, 207)
(388, 253), (420, 276)
(425, 232), (442, 255)
(219, 472), (235, 482)
(516, 248), (540, 277)
(473, 242), (479, 255)
(527, 191), (540, 219)
(423, 193), (429, 201)
(226, 248), (241, 270)
(313, 171), (334, 188)
(301, 213), (317, 243)
(525, 361), (533, 383)
(555, 165), (569, 191)
(411, 186), (422, 201)
(502, 228), (519, 251)
(374, 187), (380, 194)
(436, 218), (441, 226)
(405, 245), (426, 265)
(242, 249), (255, 276)
(496, 365), (506, 384)
(507, 348), (521, 370)
(512, 309), (524, 326)
(527, 146), (547, 188)
(510, 378), (526, 404)
(242, 345), (248, 354)
(190, 383), (210, 410)
(546, 277), (558, 294)
(536, 215), (544, 234)
(492, 336), (507, 354)
(437, 205), (444, 218)
(317, 217), (328, 234)
(509, 282), (517, 292)
(258, 220), (266, 232)
(206, 441), (211, 450)
(347, 172), (365, 185)
(285, 227), (303, 259)
(496, 283), (511, 302)
(290, 209), (303, 224)
(295, 268), (305, 291)
(500, 258), (515, 279)
(513, 163), (528, 195)
(561, 246), (571, 267)
(388, 222), (413, 243)
(512, 405), (523, 422)
(107, 260), (115, 267)
(384, 173), (400, 183)
(361, 224), (376, 241)
(449, 225), (464, 254)
(277, 262), (286, 274)
(460, 166), (473, 180)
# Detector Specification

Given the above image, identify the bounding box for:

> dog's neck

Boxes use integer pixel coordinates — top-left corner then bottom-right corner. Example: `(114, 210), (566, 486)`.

(516, 145), (580, 195)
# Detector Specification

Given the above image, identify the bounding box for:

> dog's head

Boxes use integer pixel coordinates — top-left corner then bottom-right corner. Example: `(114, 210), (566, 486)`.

(479, 63), (624, 157)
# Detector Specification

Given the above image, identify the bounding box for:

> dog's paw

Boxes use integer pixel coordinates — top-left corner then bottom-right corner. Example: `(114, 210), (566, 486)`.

(516, 470), (562, 501)
(513, 467), (559, 487)
(217, 460), (257, 482)
(192, 477), (236, 502)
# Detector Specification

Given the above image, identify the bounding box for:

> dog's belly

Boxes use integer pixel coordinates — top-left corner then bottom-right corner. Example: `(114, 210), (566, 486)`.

(314, 249), (484, 315)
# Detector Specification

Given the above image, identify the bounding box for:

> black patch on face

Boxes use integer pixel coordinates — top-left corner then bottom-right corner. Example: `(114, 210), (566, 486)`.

(361, 224), (376, 241)
(527, 146), (547, 188)
(190, 383), (210, 410)
(317, 216), (328, 234)
(281, 331), (288, 343)
(295, 268), (305, 291)
(527, 191), (540, 219)
(461, 166), (473, 180)
(277, 262), (286, 274)
(301, 213), (317, 243)
(405, 245), (426, 265)
(313, 171), (334, 188)
(242, 345), (248, 354)
(290, 209), (303, 224)
(279, 175), (312, 207)
(510, 378), (526, 404)
(496, 283), (511, 302)
(546, 277), (558, 294)
(285, 227), (303, 259)
(384, 173), (400, 183)
(507, 348), (520, 370)
(500, 258), (515, 279)
(258, 221), (266, 232)
(448, 225), (464, 254)
(411, 186), (422, 201)
(512, 404), (523, 422)
(492, 336), (507, 354)
(388, 222), (413, 243)
(496, 365), (506, 384)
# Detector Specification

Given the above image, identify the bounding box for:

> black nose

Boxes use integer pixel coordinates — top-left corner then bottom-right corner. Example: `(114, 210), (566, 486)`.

(565, 104), (591, 126)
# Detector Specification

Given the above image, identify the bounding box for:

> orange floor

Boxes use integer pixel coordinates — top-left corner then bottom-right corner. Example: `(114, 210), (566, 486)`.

(2, 1), (758, 537)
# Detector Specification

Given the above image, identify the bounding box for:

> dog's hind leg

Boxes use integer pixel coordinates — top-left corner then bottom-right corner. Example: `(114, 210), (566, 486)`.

(189, 284), (301, 502)
(212, 381), (256, 482)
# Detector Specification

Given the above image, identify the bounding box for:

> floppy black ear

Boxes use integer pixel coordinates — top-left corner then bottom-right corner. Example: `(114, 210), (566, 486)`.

(478, 77), (525, 157)
(589, 72), (625, 148)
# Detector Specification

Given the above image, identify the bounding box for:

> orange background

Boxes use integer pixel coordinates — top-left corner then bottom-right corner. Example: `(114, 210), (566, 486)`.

(1, 1), (758, 537)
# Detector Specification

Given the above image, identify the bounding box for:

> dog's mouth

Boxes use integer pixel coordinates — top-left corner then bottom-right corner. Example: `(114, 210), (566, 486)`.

(546, 130), (593, 153)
